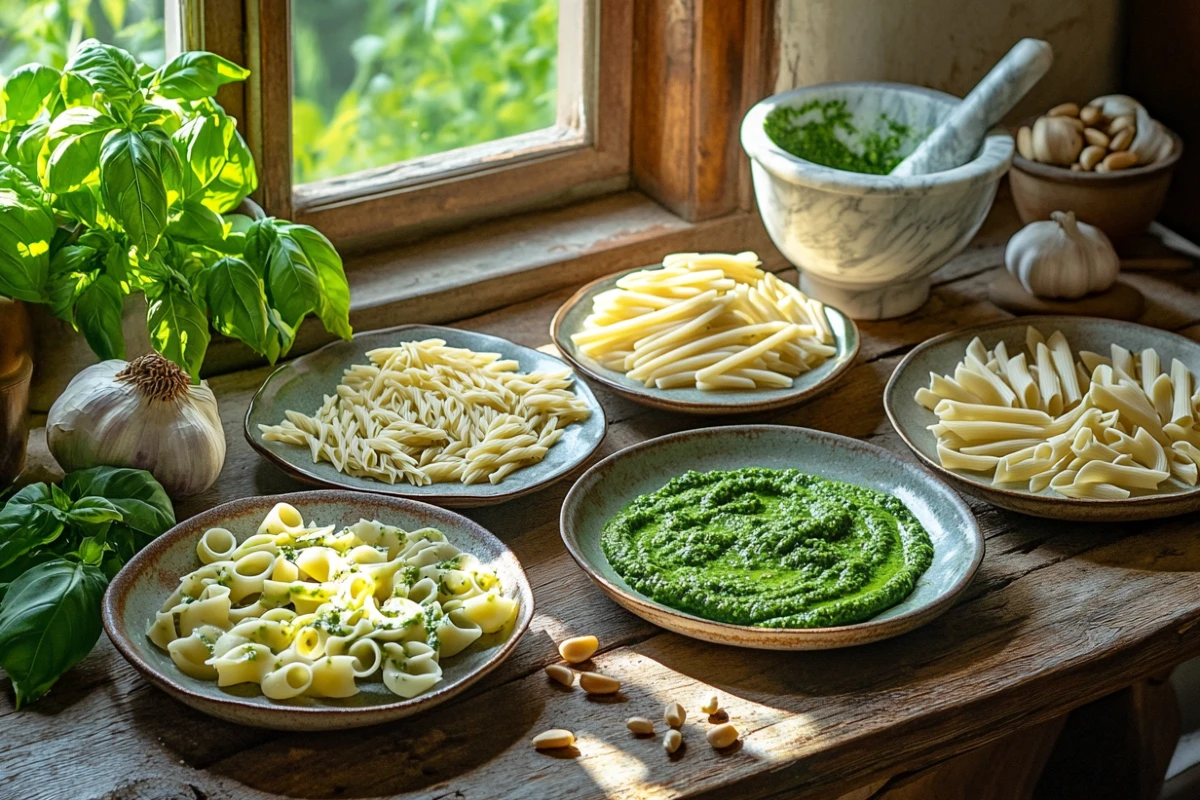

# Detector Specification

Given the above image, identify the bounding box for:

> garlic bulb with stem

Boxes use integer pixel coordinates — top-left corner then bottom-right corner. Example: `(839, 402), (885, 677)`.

(1005, 211), (1119, 300)
(47, 353), (226, 497)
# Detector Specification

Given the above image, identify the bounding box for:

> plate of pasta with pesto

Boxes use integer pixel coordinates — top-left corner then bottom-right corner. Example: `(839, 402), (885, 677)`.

(550, 252), (860, 415)
(103, 491), (533, 730)
(245, 324), (606, 507)
(884, 316), (1200, 521)
(560, 425), (982, 650)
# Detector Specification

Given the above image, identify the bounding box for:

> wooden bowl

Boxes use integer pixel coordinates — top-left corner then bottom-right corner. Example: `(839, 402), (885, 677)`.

(1008, 126), (1182, 244)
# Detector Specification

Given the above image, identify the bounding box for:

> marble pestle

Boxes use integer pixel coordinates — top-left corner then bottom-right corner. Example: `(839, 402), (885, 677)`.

(891, 38), (1053, 177)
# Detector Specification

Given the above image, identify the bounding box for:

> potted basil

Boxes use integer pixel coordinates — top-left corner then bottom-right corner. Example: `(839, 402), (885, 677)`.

(0, 40), (352, 392)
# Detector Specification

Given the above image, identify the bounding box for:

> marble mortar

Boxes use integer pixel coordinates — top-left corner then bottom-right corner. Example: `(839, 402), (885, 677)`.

(741, 82), (1013, 320)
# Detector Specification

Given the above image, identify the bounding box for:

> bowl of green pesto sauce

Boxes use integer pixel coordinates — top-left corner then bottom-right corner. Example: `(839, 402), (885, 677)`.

(740, 82), (1013, 321)
(560, 425), (982, 650)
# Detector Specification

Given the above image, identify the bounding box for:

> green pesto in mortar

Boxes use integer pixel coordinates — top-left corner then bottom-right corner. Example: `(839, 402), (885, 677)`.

(764, 99), (914, 175)
(601, 468), (934, 628)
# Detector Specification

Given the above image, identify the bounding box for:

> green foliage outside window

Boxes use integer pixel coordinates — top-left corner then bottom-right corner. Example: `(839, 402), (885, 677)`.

(0, 0), (561, 186)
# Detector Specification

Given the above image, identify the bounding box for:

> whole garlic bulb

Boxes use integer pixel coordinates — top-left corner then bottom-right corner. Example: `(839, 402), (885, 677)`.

(1005, 211), (1119, 300)
(48, 353), (226, 497)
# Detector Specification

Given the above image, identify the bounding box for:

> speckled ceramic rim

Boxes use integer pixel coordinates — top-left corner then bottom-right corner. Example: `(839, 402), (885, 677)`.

(559, 425), (984, 650)
(102, 490), (534, 728)
(740, 81), (1014, 196)
(884, 315), (1200, 519)
(243, 324), (606, 507)
(549, 268), (861, 415)
(1011, 123), (1182, 184)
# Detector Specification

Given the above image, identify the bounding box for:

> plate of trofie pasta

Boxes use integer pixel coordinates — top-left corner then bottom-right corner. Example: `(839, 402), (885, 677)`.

(245, 325), (606, 506)
(551, 251), (859, 414)
(885, 316), (1200, 521)
(103, 491), (533, 730)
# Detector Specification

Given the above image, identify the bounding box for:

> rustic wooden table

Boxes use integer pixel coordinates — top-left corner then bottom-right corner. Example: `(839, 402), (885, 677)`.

(5, 203), (1200, 800)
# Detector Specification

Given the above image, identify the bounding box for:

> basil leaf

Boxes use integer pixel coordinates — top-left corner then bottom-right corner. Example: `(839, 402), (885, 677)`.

(263, 307), (296, 364)
(100, 131), (168, 255)
(0, 188), (56, 302)
(264, 236), (321, 331)
(147, 284), (210, 380)
(242, 218), (278, 271)
(152, 52), (250, 101)
(0, 559), (108, 708)
(64, 39), (140, 102)
(40, 109), (119, 195)
(204, 256), (269, 353)
(171, 112), (233, 196)
(279, 223), (352, 341)
(0, 163), (47, 201)
(140, 127), (184, 205)
(167, 198), (225, 244)
(0, 503), (63, 570)
(74, 274), (126, 361)
(0, 550), (56, 603)
(66, 497), (123, 527)
(62, 467), (174, 538)
(129, 102), (181, 135)
(2, 64), (61, 124)
(202, 126), (256, 213)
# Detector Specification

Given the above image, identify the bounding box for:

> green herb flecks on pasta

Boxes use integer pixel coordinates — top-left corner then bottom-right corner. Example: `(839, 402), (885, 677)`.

(916, 326), (1200, 499)
(147, 503), (518, 701)
(258, 339), (592, 486)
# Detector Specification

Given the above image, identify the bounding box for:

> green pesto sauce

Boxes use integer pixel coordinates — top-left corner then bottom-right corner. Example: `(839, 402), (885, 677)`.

(601, 468), (934, 628)
(764, 99), (914, 175)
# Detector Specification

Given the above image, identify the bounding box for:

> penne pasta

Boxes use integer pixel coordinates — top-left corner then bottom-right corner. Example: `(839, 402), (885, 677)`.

(915, 326), (1200, 500)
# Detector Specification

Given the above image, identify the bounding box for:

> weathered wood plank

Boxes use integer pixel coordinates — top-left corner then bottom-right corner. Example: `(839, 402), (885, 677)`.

(5, 200), (1200, 800)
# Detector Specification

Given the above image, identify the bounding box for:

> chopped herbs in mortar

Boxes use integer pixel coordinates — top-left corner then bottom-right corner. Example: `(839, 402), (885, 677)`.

(764, 99), (915, 175)
(601, 468), (934, 628)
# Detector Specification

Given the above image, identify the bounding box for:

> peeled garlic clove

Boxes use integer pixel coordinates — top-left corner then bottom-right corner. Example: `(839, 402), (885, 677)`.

(1032, 116), (1082, 166)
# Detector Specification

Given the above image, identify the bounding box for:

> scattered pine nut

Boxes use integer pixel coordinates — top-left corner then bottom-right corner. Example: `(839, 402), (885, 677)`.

(700, 693), (721, 715)
(532, 729), (575, 750)
(664, 701), (686, 728)
(626, 717), (655, 735)
(558, 635), (599, 664)
(664, 728), (683, 754)
(579, 671), (621, 695)
(707, 722), (739, 749)
(545, 664), (575, 687)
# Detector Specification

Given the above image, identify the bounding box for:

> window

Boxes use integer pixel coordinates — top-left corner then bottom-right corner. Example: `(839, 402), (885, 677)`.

(188, 0), (629, 252)
(291, 0), (561, 184)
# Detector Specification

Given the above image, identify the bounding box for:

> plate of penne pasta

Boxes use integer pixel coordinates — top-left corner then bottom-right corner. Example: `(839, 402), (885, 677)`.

(550, 252), (859, 415)
(884, 316), (1200, 521)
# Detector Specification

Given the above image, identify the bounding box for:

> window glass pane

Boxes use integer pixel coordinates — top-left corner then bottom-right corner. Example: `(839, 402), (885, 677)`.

(0, 0), (166, 72)
(292, 0), (559, 184)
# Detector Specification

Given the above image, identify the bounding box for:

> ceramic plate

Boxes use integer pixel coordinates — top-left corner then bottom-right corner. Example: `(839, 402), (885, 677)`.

(885, 316), (1200, 521)
(550, 268), (860, 415)
(103, 491), (534, 731)
(560, 425), (982, 650)
(245, 324), (606, 507)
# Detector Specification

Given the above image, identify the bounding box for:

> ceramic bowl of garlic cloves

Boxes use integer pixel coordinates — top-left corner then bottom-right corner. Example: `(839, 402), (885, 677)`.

(1009, 95), (1182, 244)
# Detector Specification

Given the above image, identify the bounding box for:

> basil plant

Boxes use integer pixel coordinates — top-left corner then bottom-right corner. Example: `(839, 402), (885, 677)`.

(0, 41), (352, 379)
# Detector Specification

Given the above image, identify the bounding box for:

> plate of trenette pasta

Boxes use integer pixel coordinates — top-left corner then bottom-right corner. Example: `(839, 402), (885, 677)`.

(244, 324), (606, 507)
(550, 251), (860, 415)
(102, 491), (534, 730)
(884, 316), (1200, 521)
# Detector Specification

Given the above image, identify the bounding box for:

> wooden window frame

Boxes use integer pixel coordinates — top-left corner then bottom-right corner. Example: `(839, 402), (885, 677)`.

(192, 0), (632, 253)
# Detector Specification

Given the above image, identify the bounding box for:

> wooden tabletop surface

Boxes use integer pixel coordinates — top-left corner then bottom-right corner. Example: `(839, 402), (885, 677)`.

(5, 201), (1200, 800)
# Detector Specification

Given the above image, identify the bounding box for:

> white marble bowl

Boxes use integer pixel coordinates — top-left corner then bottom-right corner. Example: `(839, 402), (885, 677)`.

(741, 82), (1013, 320)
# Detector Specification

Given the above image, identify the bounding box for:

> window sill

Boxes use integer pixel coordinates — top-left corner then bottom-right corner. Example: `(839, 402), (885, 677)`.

(202, 190), (785, 376)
